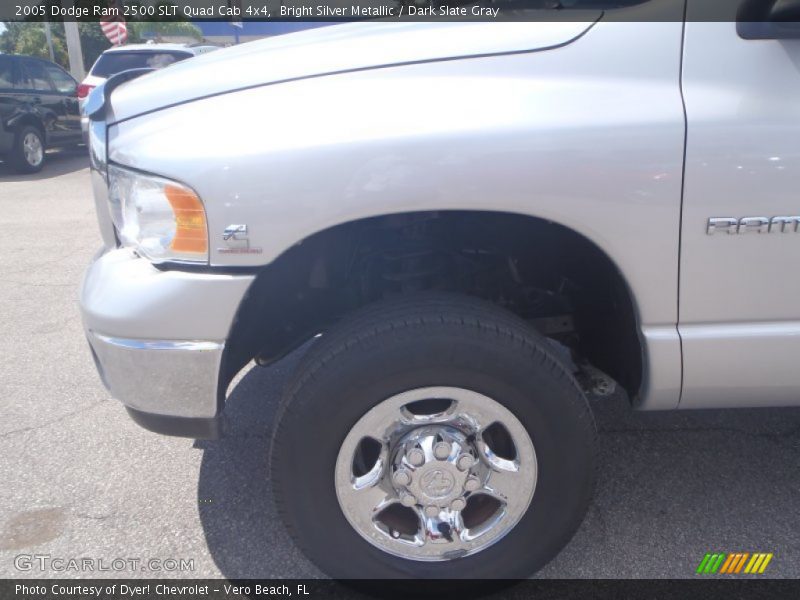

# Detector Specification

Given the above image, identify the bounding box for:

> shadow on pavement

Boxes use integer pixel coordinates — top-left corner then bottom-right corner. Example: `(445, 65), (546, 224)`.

(197, 345), (800, 579)
(196, 346), (324, 578)
(0, 147), (89, 181)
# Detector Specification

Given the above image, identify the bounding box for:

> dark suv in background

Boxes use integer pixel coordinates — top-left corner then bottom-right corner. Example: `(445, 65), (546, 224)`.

(0, 54), (82, 173)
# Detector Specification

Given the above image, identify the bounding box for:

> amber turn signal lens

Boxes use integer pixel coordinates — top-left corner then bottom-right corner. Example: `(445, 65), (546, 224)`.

(164, 184), (208, 254)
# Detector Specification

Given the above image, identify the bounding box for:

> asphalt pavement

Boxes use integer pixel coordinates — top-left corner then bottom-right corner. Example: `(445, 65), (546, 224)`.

(0, 151), (799, 579)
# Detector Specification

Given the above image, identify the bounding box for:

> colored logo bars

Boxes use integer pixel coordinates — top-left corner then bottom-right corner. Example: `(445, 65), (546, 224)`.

(696, 552), (773, 575)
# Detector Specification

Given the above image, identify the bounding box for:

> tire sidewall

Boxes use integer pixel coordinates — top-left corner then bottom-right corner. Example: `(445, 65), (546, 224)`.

(273, 322), (595, 579)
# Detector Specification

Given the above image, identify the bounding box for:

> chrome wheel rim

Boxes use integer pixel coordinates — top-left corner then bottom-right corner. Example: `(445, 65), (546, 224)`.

(335, 386), (537, 561)
(23, 132), (43, 167)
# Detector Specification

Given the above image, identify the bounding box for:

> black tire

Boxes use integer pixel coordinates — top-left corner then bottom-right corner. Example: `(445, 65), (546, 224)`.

(10, 125), (46, 174)
(271, 293), (596, 579)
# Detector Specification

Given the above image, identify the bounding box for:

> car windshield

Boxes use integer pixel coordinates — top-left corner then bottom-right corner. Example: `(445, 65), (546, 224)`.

(90, 51), (191, 78)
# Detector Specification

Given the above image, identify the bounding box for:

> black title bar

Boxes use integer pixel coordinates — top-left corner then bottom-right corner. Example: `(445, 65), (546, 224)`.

(0, 0), (782, 23)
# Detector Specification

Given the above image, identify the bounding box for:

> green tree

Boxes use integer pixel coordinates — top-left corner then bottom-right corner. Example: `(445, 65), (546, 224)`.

(0, 20), (199, 71)
(13, 25), (68, 64)
(0, 22), (68, 67)
(0, 23), (34, 55)
(0, 1), (203, 69)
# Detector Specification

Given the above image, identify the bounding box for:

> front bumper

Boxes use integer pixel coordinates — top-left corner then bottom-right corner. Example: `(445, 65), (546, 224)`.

(80, 248), (254, 438)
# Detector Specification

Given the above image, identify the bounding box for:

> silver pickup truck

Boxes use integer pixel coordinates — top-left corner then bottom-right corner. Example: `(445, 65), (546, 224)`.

(79, 0), (800, 580)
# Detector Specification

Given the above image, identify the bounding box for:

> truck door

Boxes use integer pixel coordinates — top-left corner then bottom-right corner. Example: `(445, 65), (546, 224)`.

(679, 11), (800, 407)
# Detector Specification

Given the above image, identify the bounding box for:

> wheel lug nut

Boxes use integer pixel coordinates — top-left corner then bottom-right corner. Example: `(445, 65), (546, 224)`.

(393, 469), (411, 486)
(464, 477), (481, 492)
(424, 505), (439, 518)
(450, 498), (466, 512)
(400, 493), (417, 507)
(433, 441), (451, 460)
(456, 454), (475, 471)
(407, 448), (425, 466)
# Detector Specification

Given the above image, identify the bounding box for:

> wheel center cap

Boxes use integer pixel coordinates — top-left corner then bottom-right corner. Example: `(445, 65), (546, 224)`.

(420, 469), (455, 499)
(393, 425), (475, 507)
(411, 463), (464, 505)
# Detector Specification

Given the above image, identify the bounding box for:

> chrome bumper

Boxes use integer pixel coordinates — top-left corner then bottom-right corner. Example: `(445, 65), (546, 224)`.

(86, 332), (225, 419)
(80, 248), (254, 429)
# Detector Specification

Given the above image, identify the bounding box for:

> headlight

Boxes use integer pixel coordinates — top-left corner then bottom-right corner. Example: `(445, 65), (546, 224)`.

(107, 165), (208, 263)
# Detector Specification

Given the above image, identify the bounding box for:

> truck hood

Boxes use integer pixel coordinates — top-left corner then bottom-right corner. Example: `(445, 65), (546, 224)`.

(109, 20), (599, 123)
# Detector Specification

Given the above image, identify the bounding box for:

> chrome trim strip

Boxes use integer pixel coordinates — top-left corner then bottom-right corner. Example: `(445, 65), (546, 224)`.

(93, 333), (223, 352)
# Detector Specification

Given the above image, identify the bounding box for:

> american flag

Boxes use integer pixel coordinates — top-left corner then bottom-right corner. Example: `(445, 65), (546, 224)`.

(100, 2), (127, 46)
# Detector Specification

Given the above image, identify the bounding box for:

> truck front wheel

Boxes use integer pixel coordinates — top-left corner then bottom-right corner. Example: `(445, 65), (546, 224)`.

(270, 293), (596, 579)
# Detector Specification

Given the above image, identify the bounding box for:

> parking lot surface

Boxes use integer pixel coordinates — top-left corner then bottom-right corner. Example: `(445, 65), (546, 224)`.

(1, 152), (799, 579)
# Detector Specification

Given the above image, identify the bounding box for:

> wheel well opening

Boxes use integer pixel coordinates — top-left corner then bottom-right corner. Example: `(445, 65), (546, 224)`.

(222, 211), (642, 401)
(12, 115), (45, 138)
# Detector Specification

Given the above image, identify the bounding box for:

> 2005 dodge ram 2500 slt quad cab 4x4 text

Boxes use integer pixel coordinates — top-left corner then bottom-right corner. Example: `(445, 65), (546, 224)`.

(79, 0), (800, 580)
